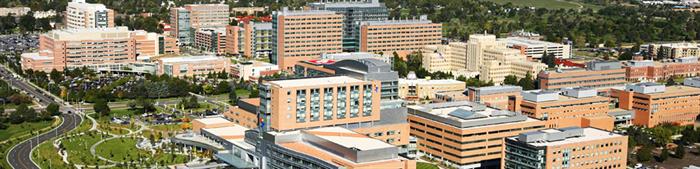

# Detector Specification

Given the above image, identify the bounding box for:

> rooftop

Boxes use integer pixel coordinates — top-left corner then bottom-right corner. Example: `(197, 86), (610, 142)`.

(68, 0), (108, 11)
(408, 101), (538, 128)
(276, 7), (338, 16)
(514, 127), (624, 147)
(469, 85), (522, 95)
(399, 78), (465, 85)
(202, 125), (248, 140)
(159, 55), (226, 63)
(193, 117), (232, 125)
(267, 76), (365, 88)
(500, 37), (562, 46)
(306, 127), (394, 150)
(308, 0), (385, 8)
(46, 27), (132, 41)
(21, 52), (52, 60)
(360, 15), (433, 26)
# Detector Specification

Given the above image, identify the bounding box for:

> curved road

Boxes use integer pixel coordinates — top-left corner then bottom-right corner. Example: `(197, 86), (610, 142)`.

(0, 64), (81, 169)
(6, 113), (81, 169)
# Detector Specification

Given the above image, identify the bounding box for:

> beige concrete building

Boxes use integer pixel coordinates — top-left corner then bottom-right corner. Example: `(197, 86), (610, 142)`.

(611, 82), (700, 127)
(259, 76), (411, 151)
(271, 8), (343, 71)
(647, 42), (700, 59)
(500, 37), (572, 59)
(21, 27), (136, 72)
(65, 0), (115, 29)
(231, 60), (279, 81)
(132, 30), (180, 57)
(398, 76), (466, 102)
(520, 88), (613, 130)
(358, 15), (442, 57)
(466, 34), (502, 72)
(224, 98), (260, 129)
(467, 85), (523, 112)
(21, 27), (178, 72)
(0, 7), (30, 16)
(194, 27), (227, 55)
(170, 4), (229, 45)
(538, 61), (626, 90)
(504, 127), (628, 169)
(479, 46), (547, 85)
(261, 127), (416, 169)
(156, 55), (231, 77)
(408, 101), (545, 169)
(421, 42), (472, 77)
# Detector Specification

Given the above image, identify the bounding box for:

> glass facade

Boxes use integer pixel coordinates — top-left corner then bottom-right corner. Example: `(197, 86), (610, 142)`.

(310, 88), (320, 122)
(363, 84), (372, 116)
(337, 86), (347, 119)
(350, 85), (360, 118)
(323, 88), (334, 120)
(296, 89), (306, 123)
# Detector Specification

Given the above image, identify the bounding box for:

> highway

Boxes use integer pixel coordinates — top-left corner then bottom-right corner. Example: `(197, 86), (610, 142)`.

(1, 64), (82, 169)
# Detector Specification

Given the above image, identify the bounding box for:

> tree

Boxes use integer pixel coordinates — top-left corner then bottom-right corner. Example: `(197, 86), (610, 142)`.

(541, 52), (556, 68)
(46, 103), (60, 116)
(203, 84), (214, 95)
(249, 88), (259, 98)
(94, 99), (110, 117)
(215, 81), (230, 94)
(675, 147), (685, 159)
(504, 75), (518, 85)
(637, 146), (652, 162)
(659, 148), (669, 162)
(518, 72), (536, 90)
(666, 77), (677, 86)
(19, 12), (36, 32)
(49, 69), (63, 83)
(229, 86), (238, 104)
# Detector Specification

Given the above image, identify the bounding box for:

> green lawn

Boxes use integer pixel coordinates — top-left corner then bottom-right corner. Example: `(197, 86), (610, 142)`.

(482, 0), (600, 10)
(417, 162), (439, 169)
(95, 137), (146, 163)
(33, 139), (72, 169)
(62, 131), (112, 165)
(0, 120), (54, 142)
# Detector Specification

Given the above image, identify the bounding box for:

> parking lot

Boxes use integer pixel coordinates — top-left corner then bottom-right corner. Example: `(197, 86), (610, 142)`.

(0, 34), (38, 53)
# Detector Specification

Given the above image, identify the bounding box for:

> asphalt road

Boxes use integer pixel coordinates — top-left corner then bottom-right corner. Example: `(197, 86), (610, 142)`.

(0, 65), (81, 169)
(6, 113), (81, 169)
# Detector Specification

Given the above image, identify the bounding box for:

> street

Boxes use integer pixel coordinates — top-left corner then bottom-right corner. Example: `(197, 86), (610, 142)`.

(0, 64), (82, 169)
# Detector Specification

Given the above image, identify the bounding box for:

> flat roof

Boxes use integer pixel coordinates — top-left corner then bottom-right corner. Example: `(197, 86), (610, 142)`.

(361, 18), (434, 26)
(399, 78), (464, 85)
(202, 125), (248, 140)
(47, 27), (131, 41)
(524, 128), (624, 147)
(159, 55), (225, 63)
(306, 127), (394, 150)
(276, 8), (337, 16)
(21, 52), (52, 60)
(660, 85), (700, 95)
(194, 117), (232, 125)
(408, 101), (539, 129)
(69, 0), (108, 11)
(267, 76), (365, 88)
(500, 37), (563, 46)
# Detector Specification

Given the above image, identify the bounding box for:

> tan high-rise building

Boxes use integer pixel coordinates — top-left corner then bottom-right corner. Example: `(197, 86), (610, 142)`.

(358, 15), (442, 57)
(407, 101), (545, 169)
(65, 0), (115, 29)
(21, 27), (136, 72)
(520, 87), (613, 130)
(271, 8), (343, 71)
(194, 27), (227, 55)
(132, 30), (180, 57)
(259, 76), (411, 151)
(225, 22), (273, 58)
(479, 46), (547, 85)
(466, 34), (501, 72)
(504, 127), (628, 169)
(21, 27), (178, 72)
(170, 4), (229, 45)
(421, 42), (470, 76)
(611, 82), (700, 127)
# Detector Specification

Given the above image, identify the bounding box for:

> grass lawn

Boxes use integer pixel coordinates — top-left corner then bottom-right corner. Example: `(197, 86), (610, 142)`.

(95, 137), (147, 163)
(482, 0), (600, 10)
(0, 120), (55, 142)
(33, 139), (71, 168)
(151, 153), (189, 165)
(417, 162), (439, 169)
(61, 131), (111, 165)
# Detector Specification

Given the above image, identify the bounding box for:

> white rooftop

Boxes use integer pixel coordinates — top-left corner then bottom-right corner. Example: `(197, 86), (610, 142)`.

(46, 27), (131, 41)
(500, 37), (562, 46)
(267, 76), (365, 88)
(21, 52), (52, 60)
(526, 128), (624, 147)
(408, 101), (538, 125)
(69, 0), (108, 11)
(307, 127), (394, 151)
(194, 117), (232, 125)
(202, 125), (248, 140)
(159, 55), (226, 63)
(399, 78), (465, 86)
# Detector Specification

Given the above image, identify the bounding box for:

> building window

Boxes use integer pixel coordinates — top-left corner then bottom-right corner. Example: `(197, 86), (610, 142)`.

(296, 90), (306, 123)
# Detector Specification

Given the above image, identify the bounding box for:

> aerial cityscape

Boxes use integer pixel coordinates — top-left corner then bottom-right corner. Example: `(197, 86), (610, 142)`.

(1, 0), (700, 169)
